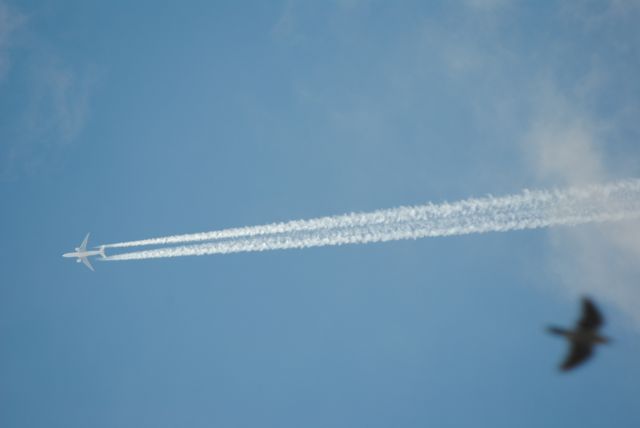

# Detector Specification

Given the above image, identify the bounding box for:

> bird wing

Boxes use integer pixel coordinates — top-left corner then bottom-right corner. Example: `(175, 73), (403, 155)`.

(578, 297), (603, 330)
(560, 343), (593, 371)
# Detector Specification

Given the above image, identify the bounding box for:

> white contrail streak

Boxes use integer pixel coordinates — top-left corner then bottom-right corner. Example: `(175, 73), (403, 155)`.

(102, 204), (417, 248)
(102, 179), (640, 261)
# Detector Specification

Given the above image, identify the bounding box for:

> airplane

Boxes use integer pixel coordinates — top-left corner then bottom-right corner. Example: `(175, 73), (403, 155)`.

(62, 233), (106, 271)
(547, 297), (610, 371)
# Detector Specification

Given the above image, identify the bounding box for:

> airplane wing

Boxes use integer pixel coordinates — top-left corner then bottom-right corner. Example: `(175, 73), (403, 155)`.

(79, 233), (90, 251)
(81, 256), (95, 272)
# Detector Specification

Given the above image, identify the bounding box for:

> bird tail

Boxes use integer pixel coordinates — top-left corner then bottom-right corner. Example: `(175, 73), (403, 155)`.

(547, 326), (568, 336)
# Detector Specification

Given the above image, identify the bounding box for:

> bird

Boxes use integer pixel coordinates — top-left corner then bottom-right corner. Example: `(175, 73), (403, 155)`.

(547, 297), (610, 371)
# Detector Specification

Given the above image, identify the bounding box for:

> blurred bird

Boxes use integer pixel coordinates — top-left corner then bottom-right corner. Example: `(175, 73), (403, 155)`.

(547, 297), (610, 371)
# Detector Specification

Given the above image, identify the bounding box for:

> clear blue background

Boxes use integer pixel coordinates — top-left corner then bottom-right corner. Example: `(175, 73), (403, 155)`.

(2, 1), (640, 427)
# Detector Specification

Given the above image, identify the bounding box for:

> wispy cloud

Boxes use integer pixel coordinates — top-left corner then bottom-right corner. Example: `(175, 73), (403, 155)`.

(464, 0), (511, 11)
(271, 0), (296, 40)
(272, 1), (640, 324)
(0, 1), (25, 81)
(264, 0), (640, 325)
(407, 0), (640, 324)
(523, 82), (606, 186)
(513, 10), (640, 325)
(0, 2), (96, 180)
(26, 57), (95, 145)
(524, 87), (640, 324)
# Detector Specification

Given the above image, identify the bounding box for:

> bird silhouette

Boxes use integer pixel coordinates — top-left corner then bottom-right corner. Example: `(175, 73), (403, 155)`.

(547, 297), (610, 371)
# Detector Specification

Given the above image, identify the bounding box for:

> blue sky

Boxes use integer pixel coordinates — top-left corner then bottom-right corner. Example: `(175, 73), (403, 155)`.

(1, 1), (640, 427)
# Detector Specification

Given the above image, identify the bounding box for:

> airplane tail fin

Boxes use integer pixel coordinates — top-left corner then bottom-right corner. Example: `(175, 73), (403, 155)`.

(99, 246), (106, 258)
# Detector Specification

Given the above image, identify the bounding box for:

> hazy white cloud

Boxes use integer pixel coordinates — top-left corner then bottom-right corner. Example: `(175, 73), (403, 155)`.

(0, 1), (25, 80)
(526, 107), (640, 324)
(516, 28), (640, 324)
(465, 0), (512, 10)
(419, 1), (640, 324)
(334, 0), (372, 10)
(271, 0), (296, 40)
(560, 0), (640, 28)
(523, 83), (606, 186)
(28, 58), (94, 144)
(548, 220), (640, 326)
(269, 0), (640, 323)
(2, 61), (96, 179)
(0, 3), (96, 180)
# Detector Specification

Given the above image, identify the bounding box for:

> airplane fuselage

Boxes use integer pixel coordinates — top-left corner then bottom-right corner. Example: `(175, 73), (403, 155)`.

(63, 249), (104, 259)
(63, 234), (106, 271)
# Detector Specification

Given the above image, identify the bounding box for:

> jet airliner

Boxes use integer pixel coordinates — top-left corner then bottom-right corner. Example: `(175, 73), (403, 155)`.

(63, 233), (106, 271)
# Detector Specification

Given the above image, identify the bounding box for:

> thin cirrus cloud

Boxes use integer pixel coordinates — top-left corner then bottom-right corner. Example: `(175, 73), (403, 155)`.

(269, 1), (640, 324)
(436, 1), (640, 324)
(395, 1), (640, 325)
(524, 84), (640, 325)
(464, 0), (511, 10)
(0, 1), (25, 81)
(0, 1), (95, 180)
(497, 4), (640, 324)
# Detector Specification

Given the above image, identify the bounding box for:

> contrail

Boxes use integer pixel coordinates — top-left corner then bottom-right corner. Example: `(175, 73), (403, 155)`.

(103, 178), (640, 249)
(103, 203), (422, 249)
(103, 179), (640, 261)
